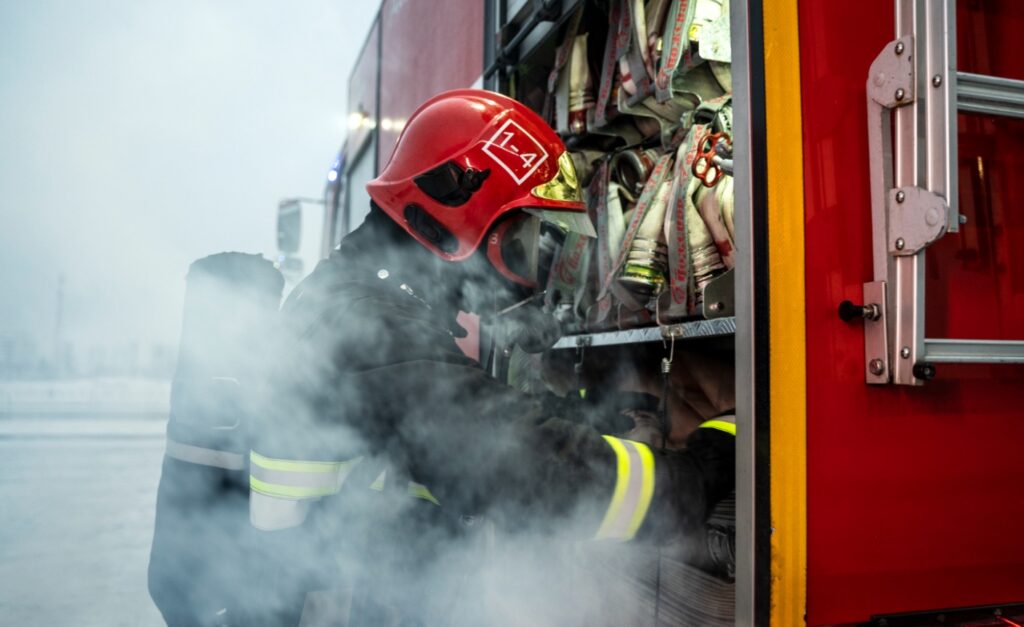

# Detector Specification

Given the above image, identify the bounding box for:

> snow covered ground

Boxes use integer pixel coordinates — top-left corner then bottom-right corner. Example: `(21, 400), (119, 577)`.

(0, 378), (170, 417)
(0, 413), (168, 626)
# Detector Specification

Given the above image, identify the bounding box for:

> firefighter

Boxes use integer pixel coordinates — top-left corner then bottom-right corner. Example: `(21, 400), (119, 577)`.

(248, 89), (735, 625)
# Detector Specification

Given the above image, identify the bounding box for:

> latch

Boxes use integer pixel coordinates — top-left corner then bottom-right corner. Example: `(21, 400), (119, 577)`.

(840, 281), (889, 384)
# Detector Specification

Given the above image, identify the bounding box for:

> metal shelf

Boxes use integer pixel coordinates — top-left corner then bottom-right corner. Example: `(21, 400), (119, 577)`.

(551, 316), (737, 349)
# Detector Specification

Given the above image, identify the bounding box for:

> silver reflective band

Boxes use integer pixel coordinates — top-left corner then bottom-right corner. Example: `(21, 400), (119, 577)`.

(250, 491), (313, 531)
(594, 436), (656, 542)
(165, 438), (245, 470)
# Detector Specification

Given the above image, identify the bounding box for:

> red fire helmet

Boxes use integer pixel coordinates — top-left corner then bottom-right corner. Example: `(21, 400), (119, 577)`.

(366, 89), (592, 269)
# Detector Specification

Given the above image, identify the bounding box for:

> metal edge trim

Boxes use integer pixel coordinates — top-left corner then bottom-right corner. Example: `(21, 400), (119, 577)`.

(732, 0), (762, 624)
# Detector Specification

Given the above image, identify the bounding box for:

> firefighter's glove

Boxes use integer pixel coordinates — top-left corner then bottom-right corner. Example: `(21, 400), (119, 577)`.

(583, 391), (660, 435)
(643, 427), (735, 541)
(540, 392), (648, 434)
(619, 409), (663, 449)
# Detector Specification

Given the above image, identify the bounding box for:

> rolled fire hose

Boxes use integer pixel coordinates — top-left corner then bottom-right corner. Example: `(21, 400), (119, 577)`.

(685, 175), (726, 303)
(606, 181), (628, 264)
(619, 177), (674, 299)
(619, 0), (652, 98)
(610, 148), (656, 204)
(720, 175), (735, 240)
(568, 34), (594, 135)
(695, 176), (736, 269)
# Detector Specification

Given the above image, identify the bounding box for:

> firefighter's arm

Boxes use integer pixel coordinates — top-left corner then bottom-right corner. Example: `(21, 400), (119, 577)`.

(348, 360), (735, 542)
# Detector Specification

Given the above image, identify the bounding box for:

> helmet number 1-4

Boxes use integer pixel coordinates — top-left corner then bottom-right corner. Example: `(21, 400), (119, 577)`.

(483, 119), (549, 184)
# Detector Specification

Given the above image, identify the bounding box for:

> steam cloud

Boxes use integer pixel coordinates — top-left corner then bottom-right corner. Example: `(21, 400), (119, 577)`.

(148, 229), (735, 627)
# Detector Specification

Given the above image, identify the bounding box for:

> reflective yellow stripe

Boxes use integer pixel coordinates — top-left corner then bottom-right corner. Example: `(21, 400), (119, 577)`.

(369, 470), (387, 491)
(407, 482), (440, 506)
(595, 435), (656, 541)
(249, 451), (362, 500)
(250, 476), (338, 500)
(699, 419), (737, 436)
(250, 450), (347, 473)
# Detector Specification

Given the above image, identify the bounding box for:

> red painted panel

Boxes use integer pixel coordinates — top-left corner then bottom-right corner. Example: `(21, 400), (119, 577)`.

(347, 18), (380, 164)
(958, 0), (1024, 81)
(799, 1), (1024, 625)
(928, 112), (1024, 340)
(377, 0), (484, 172)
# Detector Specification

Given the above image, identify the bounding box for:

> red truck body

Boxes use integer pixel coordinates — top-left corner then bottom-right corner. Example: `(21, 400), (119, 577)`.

(314, 1), (1024, 624)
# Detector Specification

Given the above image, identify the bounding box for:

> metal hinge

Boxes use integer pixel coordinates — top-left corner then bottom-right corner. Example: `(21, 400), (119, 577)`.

(886, 187), (948, 256)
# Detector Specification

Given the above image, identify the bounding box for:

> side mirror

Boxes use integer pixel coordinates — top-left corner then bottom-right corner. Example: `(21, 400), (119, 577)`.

(277, 199), (302, 254)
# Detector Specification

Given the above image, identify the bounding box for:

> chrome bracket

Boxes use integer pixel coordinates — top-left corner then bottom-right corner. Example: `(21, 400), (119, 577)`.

(702, 268), (735, 319)
(887, 186), (949, 255)
(867, 36), (915, 109)
(866, 36), (916, 281)
(862, 281), (890, 384)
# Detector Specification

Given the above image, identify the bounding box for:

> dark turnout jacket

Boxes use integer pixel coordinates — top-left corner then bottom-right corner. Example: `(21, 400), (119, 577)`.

(246, 215), (735, 625)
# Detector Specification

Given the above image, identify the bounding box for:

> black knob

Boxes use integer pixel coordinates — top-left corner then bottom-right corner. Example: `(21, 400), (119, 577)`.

(839, 300), (881, 322)
(839, 300), (865, 322)
(913, 362), (937, 380)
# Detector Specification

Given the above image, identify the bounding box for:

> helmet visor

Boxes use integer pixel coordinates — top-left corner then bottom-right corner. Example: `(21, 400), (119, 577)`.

(526, 152), (595, 237)
(531, 152), (583, 203)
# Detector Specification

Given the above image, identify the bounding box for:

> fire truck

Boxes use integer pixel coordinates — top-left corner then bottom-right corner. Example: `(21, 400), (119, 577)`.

(276, 0), (1024, 624)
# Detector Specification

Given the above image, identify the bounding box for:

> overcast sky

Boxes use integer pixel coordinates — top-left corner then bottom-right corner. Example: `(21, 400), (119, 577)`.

(0, 1), (378, 357)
